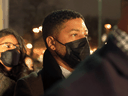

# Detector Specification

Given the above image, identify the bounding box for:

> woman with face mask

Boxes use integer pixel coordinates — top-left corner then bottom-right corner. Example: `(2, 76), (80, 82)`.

(0, 28), (30, 96)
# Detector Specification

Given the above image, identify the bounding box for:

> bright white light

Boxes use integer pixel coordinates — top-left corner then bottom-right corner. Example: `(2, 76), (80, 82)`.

(33, 28), (40, 33)
(26, 43), (33, 49)
(90, 48), (97, 54)
(39, 26), (43, 31)
(104, 24), (112, 29)
(25, 57), (33, 70)
(102, 33), (107, 42)
(90, 50), (93, 54)
(37, 54), (43, 63)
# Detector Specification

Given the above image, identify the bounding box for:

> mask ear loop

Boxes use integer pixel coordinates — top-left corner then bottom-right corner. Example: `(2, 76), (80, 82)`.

(53, 37), (66, 46)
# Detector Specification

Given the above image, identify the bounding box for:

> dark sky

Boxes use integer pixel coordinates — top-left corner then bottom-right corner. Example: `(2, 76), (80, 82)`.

(9, 0), (121, 36)
(64, 0), (120, 19)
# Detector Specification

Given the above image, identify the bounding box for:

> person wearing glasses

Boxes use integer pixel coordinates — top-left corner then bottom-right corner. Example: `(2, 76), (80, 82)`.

(0, 28), (30, 96)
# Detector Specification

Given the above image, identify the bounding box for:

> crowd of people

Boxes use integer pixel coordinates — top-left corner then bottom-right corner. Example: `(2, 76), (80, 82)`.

(0, 1), (128, 96)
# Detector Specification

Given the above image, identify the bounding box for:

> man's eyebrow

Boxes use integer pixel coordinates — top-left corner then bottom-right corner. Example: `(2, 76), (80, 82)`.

(69, 29), (88, 33)
(69, 29), (79, 32)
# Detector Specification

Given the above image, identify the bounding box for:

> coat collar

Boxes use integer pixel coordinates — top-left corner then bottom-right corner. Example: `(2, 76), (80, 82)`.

(43, 49), (64, 78)
(42, 49), (64, 91)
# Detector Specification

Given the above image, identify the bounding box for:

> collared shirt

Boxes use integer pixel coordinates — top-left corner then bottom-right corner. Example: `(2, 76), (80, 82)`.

(59, 66), (72, 78)
(111, 25), (128, 55)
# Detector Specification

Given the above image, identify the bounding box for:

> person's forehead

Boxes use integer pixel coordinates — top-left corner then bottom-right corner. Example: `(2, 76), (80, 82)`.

(60, 18), (87, 30)
(0, 35), (18, 44)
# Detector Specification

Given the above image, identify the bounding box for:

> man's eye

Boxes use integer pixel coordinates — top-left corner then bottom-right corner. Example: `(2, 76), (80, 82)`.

(72, 34), (77, 37)
(6, 45), (11, 48)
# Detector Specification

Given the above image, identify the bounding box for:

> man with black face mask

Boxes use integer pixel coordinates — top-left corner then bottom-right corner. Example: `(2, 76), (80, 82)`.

(54, 37), (90, 69)
(41, 1), (128, 96)
(14, 9), (90, 96)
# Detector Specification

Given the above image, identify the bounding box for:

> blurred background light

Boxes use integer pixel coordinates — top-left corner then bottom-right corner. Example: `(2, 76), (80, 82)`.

(26, 43), (33, 49)
(39, 26), (43, 32)
(102, 33), (107, 42)
(33, 28), (40, 33)
(25, 57), (33, 70)
(104, 24), (112, 30)
(90, 48), (97, 54)
(37, 54), (43, 63)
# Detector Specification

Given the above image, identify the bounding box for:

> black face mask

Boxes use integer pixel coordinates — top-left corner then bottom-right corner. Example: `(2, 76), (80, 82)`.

(55, 37), (90, 69)
(0, 49), (20, 67)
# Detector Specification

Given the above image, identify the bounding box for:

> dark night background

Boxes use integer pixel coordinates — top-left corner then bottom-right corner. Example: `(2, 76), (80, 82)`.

(9, 0), (120, 35)
(8, 0), (121, 70)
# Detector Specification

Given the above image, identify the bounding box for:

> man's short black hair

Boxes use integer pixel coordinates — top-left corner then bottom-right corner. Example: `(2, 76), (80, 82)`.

(42, 9), (85, 47)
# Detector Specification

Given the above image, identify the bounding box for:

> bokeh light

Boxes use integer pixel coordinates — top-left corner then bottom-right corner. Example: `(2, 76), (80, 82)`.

(104, 24), (112, 29)
(26, 43), (33, 49)
(90, 48), (97, 54)
(25, 57), (33, 70)
(39, 26), (43, 32)
(33, 28), (40, 33)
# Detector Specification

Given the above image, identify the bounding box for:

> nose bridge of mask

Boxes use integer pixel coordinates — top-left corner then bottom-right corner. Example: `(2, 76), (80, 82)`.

(66, 38), (87, 48)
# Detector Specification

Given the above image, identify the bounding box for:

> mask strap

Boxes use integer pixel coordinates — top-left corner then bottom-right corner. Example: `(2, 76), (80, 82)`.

(53, 37), (66, 46)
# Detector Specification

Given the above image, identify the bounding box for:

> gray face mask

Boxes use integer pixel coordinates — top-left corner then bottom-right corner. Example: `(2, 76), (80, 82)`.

(0, 49), (20, 67)
(55, 37), (90, 69)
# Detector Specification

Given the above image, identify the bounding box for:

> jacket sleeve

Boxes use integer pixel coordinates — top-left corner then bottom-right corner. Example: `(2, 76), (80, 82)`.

(14, 79), (33, 96)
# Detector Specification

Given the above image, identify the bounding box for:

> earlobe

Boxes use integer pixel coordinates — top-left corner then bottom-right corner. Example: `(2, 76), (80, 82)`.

(46, 36), (56, 50)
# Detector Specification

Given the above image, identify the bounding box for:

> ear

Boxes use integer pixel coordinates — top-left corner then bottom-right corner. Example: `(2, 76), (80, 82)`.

(46, 36), (56, 50)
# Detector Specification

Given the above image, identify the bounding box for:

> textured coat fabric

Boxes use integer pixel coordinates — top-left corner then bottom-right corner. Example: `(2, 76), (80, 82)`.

(14, 50), (64, 96)
(43, 35), (128, 96)
(0, 73), (15, 96)
(14, 70), (44, 96)
(0, 64), (29, 96)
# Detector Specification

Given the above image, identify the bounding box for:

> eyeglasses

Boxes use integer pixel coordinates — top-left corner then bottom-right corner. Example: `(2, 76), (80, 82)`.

(0, 42), (20, 50)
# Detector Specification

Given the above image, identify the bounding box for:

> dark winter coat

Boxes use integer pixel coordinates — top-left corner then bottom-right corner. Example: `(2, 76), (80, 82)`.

(14, 49), (64, 96)
(43, 35), (128, 96)
(0, 72), (15, 96)
(0, 63), (29, 96)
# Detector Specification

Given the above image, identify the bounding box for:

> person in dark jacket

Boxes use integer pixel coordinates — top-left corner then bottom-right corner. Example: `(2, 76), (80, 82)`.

(42, 1), (128, 96)
(14, 9), (90, 96)
(0, 28), (30, 96)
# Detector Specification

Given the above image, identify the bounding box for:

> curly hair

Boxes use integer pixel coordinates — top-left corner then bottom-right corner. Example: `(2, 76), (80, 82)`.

(42, 9), (85, 47)
(0, 28), (29, 81)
